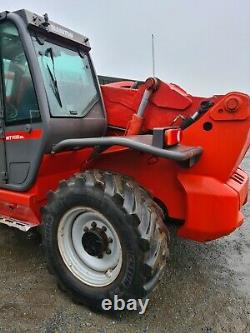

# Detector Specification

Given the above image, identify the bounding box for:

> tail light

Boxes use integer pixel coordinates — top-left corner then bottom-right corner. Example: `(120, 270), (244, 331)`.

(153, 127), (182, 148)
(164, 128), (182, 146)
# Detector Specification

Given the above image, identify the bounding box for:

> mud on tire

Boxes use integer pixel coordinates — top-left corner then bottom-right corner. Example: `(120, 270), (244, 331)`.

(42, 170), (169, 311)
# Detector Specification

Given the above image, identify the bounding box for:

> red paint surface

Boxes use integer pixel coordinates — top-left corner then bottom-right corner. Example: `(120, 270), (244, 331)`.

(0, 80), (249, 242)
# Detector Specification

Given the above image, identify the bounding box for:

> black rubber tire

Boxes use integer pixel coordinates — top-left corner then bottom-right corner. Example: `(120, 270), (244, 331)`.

(42, 170), (169, 311)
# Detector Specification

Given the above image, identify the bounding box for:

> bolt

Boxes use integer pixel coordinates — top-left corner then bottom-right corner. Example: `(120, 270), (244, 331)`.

(106, 249), (111, 255)
(108, 237), (113, 243)
(102, 226), (107, 232)
(225, 97), (239, 113)
(98, 254), (103, 259)
(91, 221), (97, 229)
(83, 227), (89, 232)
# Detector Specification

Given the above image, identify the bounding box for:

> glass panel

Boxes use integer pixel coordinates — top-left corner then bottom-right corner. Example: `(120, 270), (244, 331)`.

(33, 38), (98, 118)
(0, 21), (40, 125)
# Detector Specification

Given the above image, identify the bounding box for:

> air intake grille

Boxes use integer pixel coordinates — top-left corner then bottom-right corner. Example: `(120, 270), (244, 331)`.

(230, 171), (245, 185)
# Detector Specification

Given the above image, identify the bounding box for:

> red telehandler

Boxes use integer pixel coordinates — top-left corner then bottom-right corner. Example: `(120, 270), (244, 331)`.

(0, 9), (249, 311)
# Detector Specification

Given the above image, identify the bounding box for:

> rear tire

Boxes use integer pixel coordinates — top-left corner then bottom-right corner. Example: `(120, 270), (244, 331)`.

(42, 170), (169, 311)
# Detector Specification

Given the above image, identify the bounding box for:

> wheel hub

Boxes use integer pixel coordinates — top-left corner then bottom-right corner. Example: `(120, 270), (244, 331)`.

(58, 207), (122, 287)
(82, 223), (111, 258)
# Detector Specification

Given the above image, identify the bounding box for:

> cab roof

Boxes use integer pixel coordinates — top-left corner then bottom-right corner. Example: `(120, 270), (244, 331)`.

(0, 9), (90, 49)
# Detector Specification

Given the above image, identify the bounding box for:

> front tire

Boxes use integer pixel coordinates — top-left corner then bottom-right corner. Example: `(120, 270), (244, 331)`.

(42, 170), (169, 310)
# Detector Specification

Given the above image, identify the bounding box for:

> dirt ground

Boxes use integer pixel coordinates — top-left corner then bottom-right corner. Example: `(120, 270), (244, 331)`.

(0, 153), (249, 333)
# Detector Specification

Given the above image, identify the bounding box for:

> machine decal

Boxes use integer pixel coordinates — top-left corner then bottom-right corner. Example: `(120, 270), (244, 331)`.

(5, 129), (43, 141)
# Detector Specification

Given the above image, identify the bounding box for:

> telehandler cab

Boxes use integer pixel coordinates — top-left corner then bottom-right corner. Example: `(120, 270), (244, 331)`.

(0, 9), (249, 311)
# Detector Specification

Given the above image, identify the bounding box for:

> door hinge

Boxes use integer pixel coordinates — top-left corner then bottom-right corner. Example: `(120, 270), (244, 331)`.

(0, 129), (4, 139)
(0, 172), (8, 181)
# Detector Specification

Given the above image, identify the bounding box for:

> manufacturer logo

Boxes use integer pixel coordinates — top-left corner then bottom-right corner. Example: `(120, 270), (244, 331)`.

(50, 24), (74, 39)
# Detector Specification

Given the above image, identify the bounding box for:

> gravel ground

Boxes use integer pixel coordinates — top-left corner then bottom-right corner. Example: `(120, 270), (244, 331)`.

(0, 153), (249, 333)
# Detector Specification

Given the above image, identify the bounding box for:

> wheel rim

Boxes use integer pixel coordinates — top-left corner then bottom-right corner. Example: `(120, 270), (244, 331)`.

(57, 207), (123, 287)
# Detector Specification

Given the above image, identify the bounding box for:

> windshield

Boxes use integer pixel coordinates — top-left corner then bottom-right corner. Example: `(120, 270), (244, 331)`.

(33, 37), (98, 118)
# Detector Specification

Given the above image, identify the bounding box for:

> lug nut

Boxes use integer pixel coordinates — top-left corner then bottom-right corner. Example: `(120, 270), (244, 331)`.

(91, 221), (97, 228)
(108, 237), (113, 243)
(83, 227), (89, 232)
(106, 249), (111, 255)
(98, 254), (103, 259)
(102, 226), (107, 232)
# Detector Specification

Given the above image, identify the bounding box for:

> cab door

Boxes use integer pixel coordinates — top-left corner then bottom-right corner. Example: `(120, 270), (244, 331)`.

(0, 76), (7, 183)
(0, 20), (42, 188)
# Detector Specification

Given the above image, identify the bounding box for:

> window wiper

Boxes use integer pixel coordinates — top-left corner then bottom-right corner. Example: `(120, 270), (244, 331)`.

(45, 47), (63, 107)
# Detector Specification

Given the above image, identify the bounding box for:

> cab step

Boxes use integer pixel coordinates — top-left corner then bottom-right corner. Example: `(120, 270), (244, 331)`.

(0, 216), (36, 232)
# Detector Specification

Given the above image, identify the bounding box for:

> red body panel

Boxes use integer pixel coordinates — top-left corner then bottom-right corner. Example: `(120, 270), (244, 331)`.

(0, 149), (93, 224)
(177, 172), (246, 241)
(0, 79), (249, 242)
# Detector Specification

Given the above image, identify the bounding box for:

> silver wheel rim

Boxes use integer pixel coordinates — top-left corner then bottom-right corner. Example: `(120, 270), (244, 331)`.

(57, 207), (123, 287)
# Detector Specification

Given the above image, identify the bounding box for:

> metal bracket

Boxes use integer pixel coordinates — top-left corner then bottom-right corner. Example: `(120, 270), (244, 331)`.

(0, 11), (8, 21)
(0, 171), (8, 181)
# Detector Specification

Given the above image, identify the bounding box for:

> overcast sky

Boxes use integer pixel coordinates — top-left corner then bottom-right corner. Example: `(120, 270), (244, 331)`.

(3, 0), (250, 95)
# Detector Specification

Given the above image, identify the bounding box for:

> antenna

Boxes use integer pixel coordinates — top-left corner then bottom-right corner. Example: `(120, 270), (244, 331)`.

(151, 33), (156, 77)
